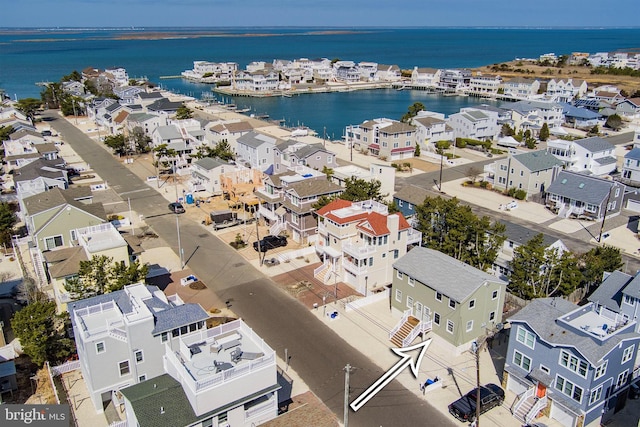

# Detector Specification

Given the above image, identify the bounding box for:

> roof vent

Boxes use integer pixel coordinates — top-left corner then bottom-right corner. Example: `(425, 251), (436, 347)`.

(160, 406), (165, 414)
(578, 183), (585, 189)
(561, 179), (567, 184)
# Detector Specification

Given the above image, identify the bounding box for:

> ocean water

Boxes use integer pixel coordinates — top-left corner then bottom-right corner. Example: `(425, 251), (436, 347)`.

(1, 27), (639, 136)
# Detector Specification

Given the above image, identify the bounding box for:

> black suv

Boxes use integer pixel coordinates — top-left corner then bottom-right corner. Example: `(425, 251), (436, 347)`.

(253, 235), (287, 252)
(168, 202), (185, 214)
(448, 383), (504, 423)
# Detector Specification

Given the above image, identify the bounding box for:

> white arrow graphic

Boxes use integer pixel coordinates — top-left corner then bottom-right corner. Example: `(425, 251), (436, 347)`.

(350, 338), (431, 412)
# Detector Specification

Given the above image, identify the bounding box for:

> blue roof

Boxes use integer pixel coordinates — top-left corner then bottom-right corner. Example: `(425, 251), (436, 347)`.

(559, 102), (601, 120)
(624, 147), (640, 161)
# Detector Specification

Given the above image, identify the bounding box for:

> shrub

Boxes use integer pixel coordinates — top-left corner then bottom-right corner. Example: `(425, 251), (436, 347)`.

(455, 138), (467, 148)
(480, 181), (490, 189)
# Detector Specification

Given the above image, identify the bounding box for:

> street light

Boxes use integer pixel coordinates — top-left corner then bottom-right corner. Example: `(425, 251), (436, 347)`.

(176, 215), (184, 269)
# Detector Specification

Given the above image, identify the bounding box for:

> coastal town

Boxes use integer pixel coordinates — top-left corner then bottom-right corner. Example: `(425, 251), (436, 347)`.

(0, 46), (639, 427)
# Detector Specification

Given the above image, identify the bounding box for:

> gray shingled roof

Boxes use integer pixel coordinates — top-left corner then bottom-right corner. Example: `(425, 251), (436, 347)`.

(500, 220), (560, 248)
(393, 184), (431, 206)
(151, 304), (209, 335)
(514, 150), (563, 172)
(393, 247), (506, 303)
(156, 126), (183, 141)
(147, 99), (183, 112)
(594, 156), (617, 166)
(604, 132), (635, 146)
(293, 143), (328, 159)
(13, 158), (66, 183)
(509, 298), (640, 365)
(546, 171), (615, 205)
(623, 273), (640, 300)
(574, 136), (614, 153)
(588, 270), (629, 312)
(237, 131), (278, 149)
(287, 178), (342, 198)
(193, 157), (227, 171)
(22, 187), (103, 222)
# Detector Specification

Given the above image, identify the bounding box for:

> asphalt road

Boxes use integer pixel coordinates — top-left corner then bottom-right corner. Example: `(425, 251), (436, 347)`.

(44, 111), (455, 426)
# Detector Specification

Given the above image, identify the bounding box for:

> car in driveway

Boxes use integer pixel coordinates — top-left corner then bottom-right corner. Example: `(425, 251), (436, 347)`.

(448, 383), (504, 423)
(253, 235), (287, 252)
(168, 202), (185, 214)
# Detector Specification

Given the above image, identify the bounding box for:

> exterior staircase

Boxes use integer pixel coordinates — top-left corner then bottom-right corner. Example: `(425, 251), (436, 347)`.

(390, 316), (420, 347)
(313, 263), (331, 284)
(513, 395), (536, 423)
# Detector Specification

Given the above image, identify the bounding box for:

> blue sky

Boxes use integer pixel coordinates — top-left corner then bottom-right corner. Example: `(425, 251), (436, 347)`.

(3, 0), (638, 28)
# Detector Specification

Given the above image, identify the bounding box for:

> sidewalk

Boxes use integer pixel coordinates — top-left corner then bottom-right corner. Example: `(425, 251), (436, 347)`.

(310, 297), (563, 427)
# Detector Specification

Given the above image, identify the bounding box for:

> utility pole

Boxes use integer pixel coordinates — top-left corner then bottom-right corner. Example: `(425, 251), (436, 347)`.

(597, 185), (614, 243)
(176, 215), (184, 269)
(344, 364), (353, 427)
(255, 216), (262, 265)
(437, 146), (444, 192)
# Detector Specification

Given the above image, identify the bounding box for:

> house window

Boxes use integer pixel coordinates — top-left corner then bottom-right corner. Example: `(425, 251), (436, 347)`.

(540, 365), (550, 374)
(559, 350), (588, 377)
(369, 257), (374, 267)
(393, 249), (399, 259)
(516, 326), (536, 349)
(161, 332), (168, 343)
(489, 311), (495, 322)
(623, 295), (635, 305)
(616, 370), (629, 388)
(398, 200), (404, 207)
(96, 342), (105, 354)
(622, 345), (635, 364)
(406, 296), (414, 309)
(135, 350), (144, 364)
(446, 320), (454, 334)
(513, 350), (532, 371)
(589, 385), (603, 405)
(555, 375), (583, 403)
(433, 312), (440, 325)
(119, 360), (130, 376)
(408, 277), (415, 287)
(449, 299), (456, 309)
(469, 299), (476, 309)
(44, 235), (64, 250)
(138, 374), (147, 382)
(595, 361), (607, 379)
(466, 320), (473, 332)
(395, 289), (402, 302)
(492, 290), (499, 300)
(436, 292), (442, 302)
(396, 271), (403, 280)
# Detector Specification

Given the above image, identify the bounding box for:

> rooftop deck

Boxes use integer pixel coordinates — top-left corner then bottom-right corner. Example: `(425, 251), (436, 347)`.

(559, 303), (635, 341)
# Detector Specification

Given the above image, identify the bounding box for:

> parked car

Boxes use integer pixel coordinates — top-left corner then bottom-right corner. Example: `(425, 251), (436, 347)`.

(168, 202), (185, 214)
(253, 235), (287, 252)
(448, 383), (504, 423)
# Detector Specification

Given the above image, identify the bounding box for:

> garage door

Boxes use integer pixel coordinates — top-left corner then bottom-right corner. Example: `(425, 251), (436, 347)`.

(627, 198), (640, 213)
(550, 400), (577, 427)
(507, 374), (529, 396)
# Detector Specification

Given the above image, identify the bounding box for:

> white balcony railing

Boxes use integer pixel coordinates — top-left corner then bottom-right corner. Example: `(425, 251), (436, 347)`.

(342, 259), (368, 275)
(342, 242), (376, 258)
(406, 229), (422, 245)
(525, 395), (548, 424)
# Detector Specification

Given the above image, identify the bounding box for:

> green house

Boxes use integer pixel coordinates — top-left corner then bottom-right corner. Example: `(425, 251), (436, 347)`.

(392, 247), (507, 354)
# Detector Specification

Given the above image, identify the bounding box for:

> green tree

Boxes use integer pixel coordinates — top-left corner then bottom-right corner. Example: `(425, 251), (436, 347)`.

(59, 94), (85, 117)
(61, 70), (82, 82)
(588, 125), (600, 136)
(508, 234), (582, 299)
(109, 260), (149, 292)
(414, 197), (506, 270)
(0, 202), (18, 247)
(400, 102), (425, 123)
(175, 104), (194, 120)
(131, 127), (152, 153)
(414, 143), (421, 157)
(605, 114), (623, 131)
(321, 165), (334, 180)
(64, 255), (149, 300)
(211, 139), (234, 161)
(15, 98), (42, 123)
(341, 177), (387, 203)
(103, 133), (128, 156)
(501, 123), (515, 137)
(539, 122), (550, 141)
(579, 245), (623, 293)
(11, 301), (74, 366)
(311, 194), (337, 211)
(0, 125), (14, 142)
(40, 82), (62, 109)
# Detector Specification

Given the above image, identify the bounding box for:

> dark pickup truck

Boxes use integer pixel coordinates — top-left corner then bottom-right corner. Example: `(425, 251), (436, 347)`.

(448, 383), (504, 423)
(253, 235), (287, 252)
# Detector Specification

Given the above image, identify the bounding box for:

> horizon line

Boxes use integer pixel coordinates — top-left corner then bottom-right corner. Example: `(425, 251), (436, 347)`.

(1, 25), (640, 30)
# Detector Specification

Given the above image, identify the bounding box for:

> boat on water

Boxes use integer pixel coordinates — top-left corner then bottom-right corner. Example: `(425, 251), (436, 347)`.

(281, 92), (293, 98)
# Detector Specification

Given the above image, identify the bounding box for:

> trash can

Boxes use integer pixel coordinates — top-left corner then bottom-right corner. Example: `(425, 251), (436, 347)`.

(630, 382), (640, 399)
(185, 193), (194, 204)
